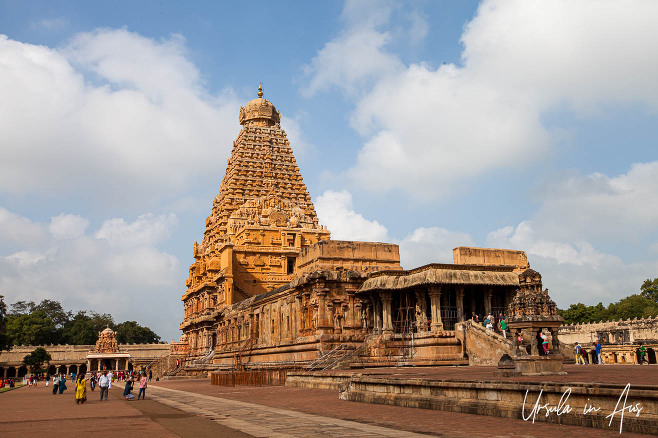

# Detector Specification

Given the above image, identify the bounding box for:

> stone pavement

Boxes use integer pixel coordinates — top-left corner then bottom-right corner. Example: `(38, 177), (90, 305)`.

(151, 379), (648, 437)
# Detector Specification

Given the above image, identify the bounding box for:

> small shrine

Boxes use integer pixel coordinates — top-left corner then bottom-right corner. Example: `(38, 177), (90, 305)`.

(86, 327), (132, 372)
(505, 269), (566, 375)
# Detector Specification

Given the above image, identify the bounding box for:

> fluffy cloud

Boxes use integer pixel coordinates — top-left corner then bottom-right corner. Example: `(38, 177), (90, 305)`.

(0, 207), (181, 340)
(302, 0), (403, 97)
(399, 226), (475, 269)
(315, 190), (389, 242)
(0, 29), (240, 210)
(486, 220), (658, 306)
(531, 161), (658, 243)
(304, 0), (658, 199)
(95, 213), (178, 248)
(49, 213), (90, 240)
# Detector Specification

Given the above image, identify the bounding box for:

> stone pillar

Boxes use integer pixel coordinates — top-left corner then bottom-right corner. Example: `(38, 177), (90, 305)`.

(455, 287), (464, 321)
(316, 289), (330, 331)
(530, 332), (539, 356)
(550, 328), (560, 353)
(115, 360), (119, 371)
(428, 286), (443, 332)
(3, 368), (7, 378)
(373, 299), (382, 334)
(380, 291), (393, 334)
(87, 360), (91, 374)
(346, 291), (356, 331)
(414, 290), (428, 332)
(484, 288), (492, 316)
(66, 365), (70, 375)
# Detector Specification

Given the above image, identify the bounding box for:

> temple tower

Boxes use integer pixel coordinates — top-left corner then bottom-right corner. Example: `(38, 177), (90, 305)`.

(181, 87), (330, 348)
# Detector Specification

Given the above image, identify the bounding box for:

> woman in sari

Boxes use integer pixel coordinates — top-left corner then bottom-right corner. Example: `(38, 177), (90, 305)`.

(75, 374), (87, 404)
(58, 374), (67, 394)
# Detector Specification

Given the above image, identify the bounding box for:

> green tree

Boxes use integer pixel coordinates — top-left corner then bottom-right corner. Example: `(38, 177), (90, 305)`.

(115, 321), (161, 344)
(640, 278), (658, 303)
(559, 302), (609, 324)
(61, 311), (97, 345)
(32, 299), (71, 328)
(607, 294), (658, 320)
(10, 300), (36, 315)
(88, 312), (115, 333)
(22, 347), (52, 374)
(0, 295), (10, 352)
(5, 311), (56, 346)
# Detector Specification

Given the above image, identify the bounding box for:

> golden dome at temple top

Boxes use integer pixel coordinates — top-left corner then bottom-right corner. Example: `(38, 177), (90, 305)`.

(239, 84), (280, 126)
(100, 326), (114, 335)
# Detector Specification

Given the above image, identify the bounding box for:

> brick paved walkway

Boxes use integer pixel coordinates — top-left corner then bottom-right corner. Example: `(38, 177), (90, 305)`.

(151, 379), (647, 437)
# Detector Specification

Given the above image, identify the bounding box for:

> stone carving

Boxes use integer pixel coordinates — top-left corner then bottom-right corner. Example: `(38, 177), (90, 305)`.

(94, 327), (119, 353)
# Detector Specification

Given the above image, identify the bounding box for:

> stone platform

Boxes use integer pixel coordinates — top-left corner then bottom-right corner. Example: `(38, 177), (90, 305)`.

(287, 364), (658, 435)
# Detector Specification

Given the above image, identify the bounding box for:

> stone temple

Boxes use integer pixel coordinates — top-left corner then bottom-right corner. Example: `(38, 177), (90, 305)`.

(177, 86), (562, 372)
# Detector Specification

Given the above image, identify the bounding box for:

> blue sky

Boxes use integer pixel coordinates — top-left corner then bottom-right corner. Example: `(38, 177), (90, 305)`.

(1, 0), (657, 342)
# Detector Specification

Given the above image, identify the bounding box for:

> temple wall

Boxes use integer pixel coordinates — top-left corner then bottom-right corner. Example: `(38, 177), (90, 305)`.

(297, 241), (401, 274)
(559, 317), (658, 345)
(453, 247), (529, 271)
(0, 343), (170, 367)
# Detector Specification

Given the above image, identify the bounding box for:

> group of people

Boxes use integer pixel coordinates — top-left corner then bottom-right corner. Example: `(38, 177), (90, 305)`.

(0, 378), (16, 388)
(574, 340), (605, 365)
(472, 312), (509, 338)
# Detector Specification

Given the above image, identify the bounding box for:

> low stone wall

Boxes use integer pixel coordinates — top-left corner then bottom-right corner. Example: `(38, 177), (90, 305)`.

(286, 371), (352, 390)
(338, 376), (658, 434)
(560, 317), (658, 345)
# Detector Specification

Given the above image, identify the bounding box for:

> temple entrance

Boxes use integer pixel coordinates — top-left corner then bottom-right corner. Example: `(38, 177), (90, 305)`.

(440, 287), (458, 330)
(48, 365), (57, 375)
(79, 364), (87, 375)
(17, 366), (27, 378)
(648, 348), (656, 364)
(393, 291), (416, 334)
(69, 365), (78, 375)
(58, 365), (67, 374)
(7, 367), (16, 378)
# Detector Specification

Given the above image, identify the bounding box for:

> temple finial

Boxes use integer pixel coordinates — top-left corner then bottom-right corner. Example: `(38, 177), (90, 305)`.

(258, 83), (263, 98)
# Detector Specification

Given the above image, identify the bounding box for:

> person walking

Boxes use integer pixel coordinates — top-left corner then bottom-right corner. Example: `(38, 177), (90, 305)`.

(75, 374), (87, 404)
(148, 370), (152, 382)
(98, 371), (110, 401)
(137, 372), (148, 400)
(638, 343), (649, 364)
(574, 342), (585, 364)
(594, 341), (604, 365)
(45, 374), (50, 387)
(52, 374), (60, 394)
(499, 317), (508, 339)
(540, 332), (549, 354)
(58, 374), (67, 394)
(90, 373), (96, 391)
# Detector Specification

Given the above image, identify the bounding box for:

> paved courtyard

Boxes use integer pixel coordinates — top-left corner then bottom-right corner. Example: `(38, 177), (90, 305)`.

(2, 365), (653, 437)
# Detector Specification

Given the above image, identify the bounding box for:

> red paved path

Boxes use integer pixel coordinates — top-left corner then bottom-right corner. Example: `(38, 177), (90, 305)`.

(152, 374), (650, 437)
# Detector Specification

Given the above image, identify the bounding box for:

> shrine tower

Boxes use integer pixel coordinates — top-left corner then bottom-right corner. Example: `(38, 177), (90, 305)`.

(182, 86), (330, 331)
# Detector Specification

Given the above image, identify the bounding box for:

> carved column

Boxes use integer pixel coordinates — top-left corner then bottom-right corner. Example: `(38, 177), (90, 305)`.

(428, 286), (443, 332)
(550, 328), (560, 353)
(530, 332), (539, 356)
(484, 288), (492, 316)
(414, 290), (428, 332)
(455, 286), (464, 321)
(346, 291), (356, 332)
(373, 298), (382, 334)
(380, 291), (393, 334)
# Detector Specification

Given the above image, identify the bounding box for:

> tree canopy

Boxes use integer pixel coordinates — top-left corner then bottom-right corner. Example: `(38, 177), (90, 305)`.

(559, 278), (658, 324)
(2, 298), (161, 348)
(23, 347), (52, 374)
(0, 295), (10, 353)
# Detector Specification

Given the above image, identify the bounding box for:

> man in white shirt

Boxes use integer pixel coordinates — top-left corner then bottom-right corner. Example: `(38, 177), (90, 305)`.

(98, 371), (110, 401)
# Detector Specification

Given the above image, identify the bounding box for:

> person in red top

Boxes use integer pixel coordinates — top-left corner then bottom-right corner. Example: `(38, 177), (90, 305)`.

(137, 372), (148, 400)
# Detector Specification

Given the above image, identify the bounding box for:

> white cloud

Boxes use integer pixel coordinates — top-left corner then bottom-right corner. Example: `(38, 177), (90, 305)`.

(302, 0), (402, 97)
(0, 30), (240, 209)
(315, 190), (389, 242)
(49, 213), (90, 240)
(305, 0), (658, 199)
(0, 207), (49, 248)
(399, 226), (475, 269)
(531, 161), (658, 242)
(0, 207), (181, 340)
(95, 213), (178, 248)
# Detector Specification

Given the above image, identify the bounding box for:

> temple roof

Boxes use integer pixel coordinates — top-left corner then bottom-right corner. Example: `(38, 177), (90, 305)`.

(358, 264), (520, 292)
